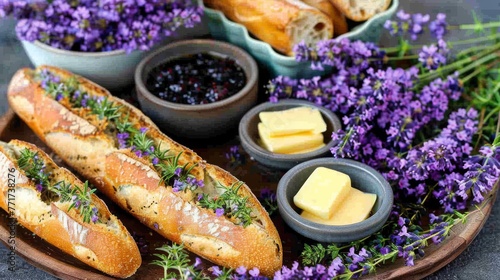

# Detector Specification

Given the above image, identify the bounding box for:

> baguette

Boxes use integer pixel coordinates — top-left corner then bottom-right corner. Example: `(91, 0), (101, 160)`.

(204, 0), (333, 55)
(301, 0), (348, 36)
(7, 66), (283, 276)
(330, 0), (392, 21)
(0, 139), (141, 278)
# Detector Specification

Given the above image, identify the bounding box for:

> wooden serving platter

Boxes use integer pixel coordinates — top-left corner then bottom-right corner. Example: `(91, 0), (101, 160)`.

(0, 109), (496, 280)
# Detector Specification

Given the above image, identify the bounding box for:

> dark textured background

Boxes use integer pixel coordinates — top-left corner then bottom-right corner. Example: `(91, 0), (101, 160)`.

(0, 1), (499, 279)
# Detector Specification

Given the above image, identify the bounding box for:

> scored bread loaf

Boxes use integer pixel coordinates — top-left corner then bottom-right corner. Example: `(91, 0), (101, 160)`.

(301, 0), (348, 36)
(0, 140), (141, 278)
(330, 0), (392, 21)
(204, 0), (333, 55)
(7, 66), (283, 276)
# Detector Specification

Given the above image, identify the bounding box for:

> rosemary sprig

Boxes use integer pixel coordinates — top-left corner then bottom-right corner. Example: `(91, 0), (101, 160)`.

(88, 96), (122, 121)
(198, 181), (254, 227)
(151, 243), (209, 280)
(301, 243), (340, 266)
(38, 69), (122, 121)
(55, 180), (98, 223)
(17, 148), (100, 223)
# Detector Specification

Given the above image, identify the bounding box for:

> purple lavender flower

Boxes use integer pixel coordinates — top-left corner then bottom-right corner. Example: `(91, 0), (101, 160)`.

(410, 13), (430, 40)
(384, 10), (430, 40)
(139, 127), (148, 134)
(429, 13), (448, 39)
(226, 145), (246, 166)
(3, 0), (203, 52)
(196, 179), (204, 188)
(215, 208), (224, 217)
(186, 176), (196, 186)
(91, 207), (98, 223)
(81, 94), (89, 107)
(194, 257), (202, 269)
(172, 179), (184, 192)
(380, 246), (391, 255)
(292, 40), (315, 62)
(210, 266), (223, 277)
(73, 196), (82, 208)
(116, 132), (130, 149)
(174, 167), (182, 177)
(35, 183), (43, 192)
(328, 257), (345, 277)
(457, 144), (500, 204)
(419, 39), (449, 70)
(249, 267), (260, 277)
(149, 157), (158, 165)
(236, 266), (247, 275)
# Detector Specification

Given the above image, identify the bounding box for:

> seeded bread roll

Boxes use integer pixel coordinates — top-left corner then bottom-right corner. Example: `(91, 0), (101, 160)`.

(0, 140), (141, 278)
(7, 66), (283, 276)
(204, 0), (333, 55)
(301, 0), (348, 36)
(330, 0), (391, 21)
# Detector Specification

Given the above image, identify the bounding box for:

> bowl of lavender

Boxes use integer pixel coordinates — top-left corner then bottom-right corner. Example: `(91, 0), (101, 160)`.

(135, 39), (258, 139)
(0, 0), (204, 91)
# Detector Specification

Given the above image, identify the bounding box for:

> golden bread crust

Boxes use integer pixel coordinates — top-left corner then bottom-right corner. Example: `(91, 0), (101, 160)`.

(204, 0), (333, 55)
(0, 140), (141, 278)
(7, 66), (283, 276)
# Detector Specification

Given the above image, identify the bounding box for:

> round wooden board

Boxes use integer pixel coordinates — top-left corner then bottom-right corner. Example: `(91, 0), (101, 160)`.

(0, 110), (497, 279)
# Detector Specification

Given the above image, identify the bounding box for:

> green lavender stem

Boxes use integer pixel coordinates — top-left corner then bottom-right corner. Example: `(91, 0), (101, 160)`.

(382, 33), (500, 54)
(458, 21), (500, 30)
(461, 60), (500, 84)
(418, 42), (500, 83)
(343, 214), (470, 280)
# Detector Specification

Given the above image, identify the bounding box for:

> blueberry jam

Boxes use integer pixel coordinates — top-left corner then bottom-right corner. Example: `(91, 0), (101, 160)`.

(146, 52), (246, 105)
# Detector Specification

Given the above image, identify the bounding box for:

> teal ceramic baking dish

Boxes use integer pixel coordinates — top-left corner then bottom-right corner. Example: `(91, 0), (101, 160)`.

(200, 0), (399, 78)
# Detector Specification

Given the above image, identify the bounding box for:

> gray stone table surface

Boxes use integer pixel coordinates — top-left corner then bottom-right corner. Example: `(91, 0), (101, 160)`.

(0, 1), (499, 279)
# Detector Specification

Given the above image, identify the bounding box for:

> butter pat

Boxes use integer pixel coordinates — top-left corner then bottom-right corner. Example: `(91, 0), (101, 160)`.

(301, 188), (377, 225)
(285, 143), (326, 154)
(259, 107), (326, 136)
(258, 123), (323, 154)
(293, 167), (351, 220)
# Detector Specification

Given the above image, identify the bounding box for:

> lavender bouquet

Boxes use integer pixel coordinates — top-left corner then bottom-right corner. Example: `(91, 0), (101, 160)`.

(0, 0), (202, 53)
(148, 10), (500, 280)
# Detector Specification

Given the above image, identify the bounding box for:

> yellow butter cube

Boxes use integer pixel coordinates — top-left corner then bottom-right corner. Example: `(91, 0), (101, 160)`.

(301, 188), (377, 225)
(293, 167), (351, 220)
(285, 143), (326, 154)
(258, 123), (323, 154)
(259, 107), (326, 136)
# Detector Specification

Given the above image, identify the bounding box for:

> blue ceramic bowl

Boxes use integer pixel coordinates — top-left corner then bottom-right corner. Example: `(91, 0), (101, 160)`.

(277, 158), (393, 243)
(201, 0), (399, 78)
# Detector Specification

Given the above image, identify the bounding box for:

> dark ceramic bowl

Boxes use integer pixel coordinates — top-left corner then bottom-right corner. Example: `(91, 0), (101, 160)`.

(135, 39), (258, 139)
(277, 158), (393, 243)
(239, 100), (341, 170)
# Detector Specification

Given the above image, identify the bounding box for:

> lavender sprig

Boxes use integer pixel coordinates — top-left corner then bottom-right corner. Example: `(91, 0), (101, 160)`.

(259, 188), (278, 216)
(198, 181), (254, 227)
(17, 148), (99, 223)
(152, 243), (264, 280)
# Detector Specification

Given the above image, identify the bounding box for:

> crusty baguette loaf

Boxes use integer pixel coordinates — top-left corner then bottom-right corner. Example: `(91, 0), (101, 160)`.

(330, 0), (391, 21)
(7, 66), (283, 276)
(204, 0), (333, 55)
(301, 0), (348, 36)
(0, 139), (141, 278)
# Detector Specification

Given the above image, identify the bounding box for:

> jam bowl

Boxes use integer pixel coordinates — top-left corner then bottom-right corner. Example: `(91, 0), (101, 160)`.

(276, 158), (394, 243)
(135, 39), (258, 139)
